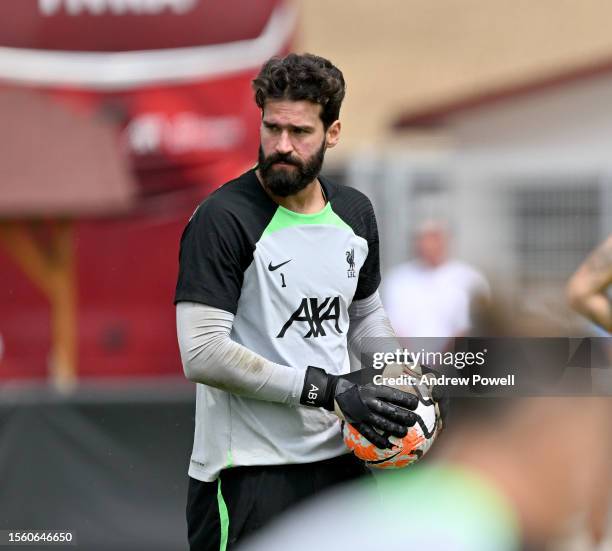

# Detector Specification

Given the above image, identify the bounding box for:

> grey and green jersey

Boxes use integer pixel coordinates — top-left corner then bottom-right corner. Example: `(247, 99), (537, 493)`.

(175, 168), (381, 481)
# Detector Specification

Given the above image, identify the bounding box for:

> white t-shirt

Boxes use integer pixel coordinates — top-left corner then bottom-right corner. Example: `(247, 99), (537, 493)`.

(382, 259), (490, 340)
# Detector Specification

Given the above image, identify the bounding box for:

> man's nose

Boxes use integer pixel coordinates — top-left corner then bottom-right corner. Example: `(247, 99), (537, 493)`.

(275, 130), (293, 155)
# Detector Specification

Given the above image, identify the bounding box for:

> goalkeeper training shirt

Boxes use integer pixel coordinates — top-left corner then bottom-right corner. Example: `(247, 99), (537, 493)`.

(174, 168), (381, 482)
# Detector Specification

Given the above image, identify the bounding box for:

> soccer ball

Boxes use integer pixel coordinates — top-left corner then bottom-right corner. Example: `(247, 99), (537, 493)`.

(342, 363), (440, 469)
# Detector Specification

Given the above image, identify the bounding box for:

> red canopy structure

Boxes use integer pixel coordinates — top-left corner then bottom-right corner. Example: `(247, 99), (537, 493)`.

(0, 87), (135, 216)
(0, 0), (296, 386)
(0, 87), (136, 389)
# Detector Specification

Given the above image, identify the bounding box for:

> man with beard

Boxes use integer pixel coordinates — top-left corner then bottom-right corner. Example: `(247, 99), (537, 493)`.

(174, 53), (435, 551)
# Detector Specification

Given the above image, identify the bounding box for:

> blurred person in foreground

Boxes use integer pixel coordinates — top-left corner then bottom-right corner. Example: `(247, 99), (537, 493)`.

(567, 235), (612, 549)
(382, 220), (490, 348)
(175, 53), (445, 550)
(243, 310), (612, 551)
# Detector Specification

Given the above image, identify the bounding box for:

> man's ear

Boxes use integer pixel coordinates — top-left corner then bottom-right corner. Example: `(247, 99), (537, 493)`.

(325, 120), (341, 148)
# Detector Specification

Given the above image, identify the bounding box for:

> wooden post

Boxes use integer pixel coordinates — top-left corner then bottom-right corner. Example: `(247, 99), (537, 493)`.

(0, 219), (77, 390)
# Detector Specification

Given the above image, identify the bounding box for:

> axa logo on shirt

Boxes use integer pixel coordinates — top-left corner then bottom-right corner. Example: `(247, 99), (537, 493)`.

(277, 297), (342, 338)
(39, 0), (197, 16)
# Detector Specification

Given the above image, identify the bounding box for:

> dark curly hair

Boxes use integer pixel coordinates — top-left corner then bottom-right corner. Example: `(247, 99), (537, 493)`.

(252, 53), (346, 129)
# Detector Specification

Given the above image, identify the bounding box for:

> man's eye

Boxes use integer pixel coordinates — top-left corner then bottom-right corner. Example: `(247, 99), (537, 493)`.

(293, 128), (305, 135)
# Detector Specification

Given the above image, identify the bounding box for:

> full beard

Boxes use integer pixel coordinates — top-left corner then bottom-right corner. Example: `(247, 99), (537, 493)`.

(258, 140), (326, 197)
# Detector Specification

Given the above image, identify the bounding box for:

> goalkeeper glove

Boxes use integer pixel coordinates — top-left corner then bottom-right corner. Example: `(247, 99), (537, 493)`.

(299, 366), (419, 449)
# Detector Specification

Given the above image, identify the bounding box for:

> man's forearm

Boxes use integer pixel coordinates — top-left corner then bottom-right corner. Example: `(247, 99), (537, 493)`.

(176, 302), (303, 404)
(567, 236), (612, 331)
(568, 292), (612, 332)
(347, 291), (398, 370)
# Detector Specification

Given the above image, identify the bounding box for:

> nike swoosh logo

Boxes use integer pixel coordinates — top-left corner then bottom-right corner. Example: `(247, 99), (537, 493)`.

(268, 259), (292, 271)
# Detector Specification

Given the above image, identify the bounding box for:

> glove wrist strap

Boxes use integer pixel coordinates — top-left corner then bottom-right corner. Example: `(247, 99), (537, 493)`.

(300, 366), (337, 410)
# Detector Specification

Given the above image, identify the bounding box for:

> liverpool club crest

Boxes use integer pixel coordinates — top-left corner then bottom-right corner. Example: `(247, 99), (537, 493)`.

(346, 248), (356, 278)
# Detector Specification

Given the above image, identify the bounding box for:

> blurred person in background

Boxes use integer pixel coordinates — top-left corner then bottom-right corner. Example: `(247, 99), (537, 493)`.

(242, 308), (611, 551)
(175, 53), (439, 550)
(567, 235), (612, 550)
(382, 220), (490, 346)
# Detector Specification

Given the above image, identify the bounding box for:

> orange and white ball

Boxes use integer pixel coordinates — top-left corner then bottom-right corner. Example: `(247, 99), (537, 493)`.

(342, 363), (440, 469)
